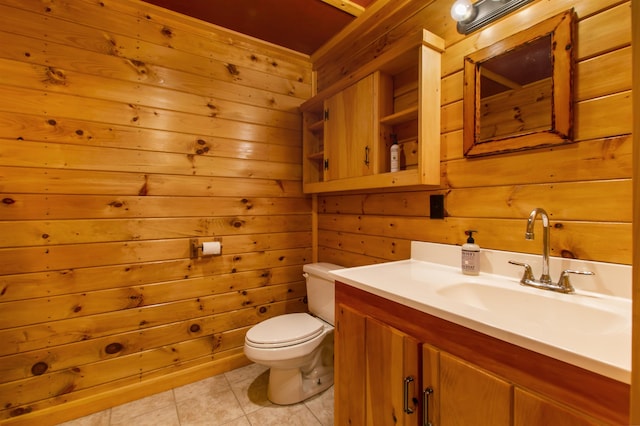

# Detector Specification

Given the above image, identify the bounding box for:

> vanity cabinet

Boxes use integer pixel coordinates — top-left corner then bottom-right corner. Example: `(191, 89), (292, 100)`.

(433, 349), (512, 425)
(335, 304), (420, 425)
(335, 282), (630, 425)
(300, 29), (444, 193)
(513, 389), (604, 426)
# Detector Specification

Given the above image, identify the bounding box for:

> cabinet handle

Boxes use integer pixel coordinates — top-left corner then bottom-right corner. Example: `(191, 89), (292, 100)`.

(423, 387), (433, 426)
(364, 146), (370, 166)
(403, 376), (415, 414)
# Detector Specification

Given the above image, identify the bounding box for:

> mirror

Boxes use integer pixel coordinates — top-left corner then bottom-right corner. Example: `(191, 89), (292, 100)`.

(463, 10), (575, 157)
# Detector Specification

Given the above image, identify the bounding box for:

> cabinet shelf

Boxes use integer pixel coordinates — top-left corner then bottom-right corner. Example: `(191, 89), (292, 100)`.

(308, 119), (324, 132)
(380, 105), (418, 125)
(307, 151), (324, 161)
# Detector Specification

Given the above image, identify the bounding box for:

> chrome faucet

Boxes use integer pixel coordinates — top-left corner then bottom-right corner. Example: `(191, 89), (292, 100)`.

(509, 207), (594, 293)
(525, 207), (551, 284)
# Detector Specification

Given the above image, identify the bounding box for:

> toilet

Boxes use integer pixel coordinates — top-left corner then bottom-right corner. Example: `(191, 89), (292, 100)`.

(243, 262), (342, 405)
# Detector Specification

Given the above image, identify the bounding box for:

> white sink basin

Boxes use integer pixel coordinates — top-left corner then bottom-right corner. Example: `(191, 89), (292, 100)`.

(329, 244), (632, 384)
(436, 282), (627, 335)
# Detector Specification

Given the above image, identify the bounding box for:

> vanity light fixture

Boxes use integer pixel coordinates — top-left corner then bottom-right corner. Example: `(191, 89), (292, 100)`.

(450, 0), (534, 34)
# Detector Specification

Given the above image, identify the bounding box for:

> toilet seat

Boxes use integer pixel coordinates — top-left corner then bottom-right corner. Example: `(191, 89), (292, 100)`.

(245, 313), (324, 349)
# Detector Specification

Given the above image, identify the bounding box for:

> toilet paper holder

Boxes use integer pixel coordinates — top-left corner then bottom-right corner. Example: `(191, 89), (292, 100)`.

(190, 237), (223, 258)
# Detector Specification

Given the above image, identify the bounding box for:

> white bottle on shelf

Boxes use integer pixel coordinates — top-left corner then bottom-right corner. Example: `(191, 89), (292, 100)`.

(390, 134), (399, 172)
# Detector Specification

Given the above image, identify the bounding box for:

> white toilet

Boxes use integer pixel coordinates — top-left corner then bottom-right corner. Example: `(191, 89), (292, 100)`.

(243, 262), (342, 405)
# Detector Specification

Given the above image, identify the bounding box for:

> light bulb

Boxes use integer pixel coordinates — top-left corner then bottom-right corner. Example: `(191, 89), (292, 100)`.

(450, 0), (474, 22)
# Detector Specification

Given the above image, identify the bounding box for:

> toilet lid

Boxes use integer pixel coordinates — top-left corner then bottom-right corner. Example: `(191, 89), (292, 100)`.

(245, 313), (324, 348)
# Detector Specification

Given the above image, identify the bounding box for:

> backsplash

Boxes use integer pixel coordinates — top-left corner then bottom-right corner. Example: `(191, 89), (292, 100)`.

(411, 241), (632, 299)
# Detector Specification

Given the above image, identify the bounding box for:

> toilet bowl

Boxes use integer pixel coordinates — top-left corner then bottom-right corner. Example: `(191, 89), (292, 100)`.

(243, 262), (342, 405)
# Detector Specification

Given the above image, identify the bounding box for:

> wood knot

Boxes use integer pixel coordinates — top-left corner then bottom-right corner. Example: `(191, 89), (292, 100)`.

(259, 306), (268, 314)
(31, 362), (48, 376)
(44, 67), (67, 85)
(105, 342), (123, 354)
(161, 26), (173, 38)
(2, 198), (15, 205)
(10, 407), (32, 417)
(226, 64), (240, 75)
(189, 324), (201, 333)
(230, 219), (244, 228)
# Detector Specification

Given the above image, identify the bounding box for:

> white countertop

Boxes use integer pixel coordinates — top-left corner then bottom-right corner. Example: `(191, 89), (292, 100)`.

(329, 242), (632, 384)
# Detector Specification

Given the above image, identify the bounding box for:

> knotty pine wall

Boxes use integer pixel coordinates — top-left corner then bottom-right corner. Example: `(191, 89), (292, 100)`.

(314, 0), (632, 268)
(0, 0), (312, 424)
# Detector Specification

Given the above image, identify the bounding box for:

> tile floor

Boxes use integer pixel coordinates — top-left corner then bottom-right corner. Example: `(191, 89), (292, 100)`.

(58, 363), (333, 426)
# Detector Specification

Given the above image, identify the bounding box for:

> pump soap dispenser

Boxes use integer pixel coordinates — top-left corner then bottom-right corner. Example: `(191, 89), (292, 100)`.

(461, 230), (480, 275)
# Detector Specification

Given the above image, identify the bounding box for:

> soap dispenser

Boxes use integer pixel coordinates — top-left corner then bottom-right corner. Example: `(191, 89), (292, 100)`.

(461, 230), (480, 275)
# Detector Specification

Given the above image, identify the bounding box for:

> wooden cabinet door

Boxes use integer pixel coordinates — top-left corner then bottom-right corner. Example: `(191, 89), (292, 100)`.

(439, 352), (512, 426)
(514, 388), (604, 426)
(334, 303), (367, 426)
(365, 317), (420, 426)
(324, 73), (376, 181)
(422, 345), (440, 426)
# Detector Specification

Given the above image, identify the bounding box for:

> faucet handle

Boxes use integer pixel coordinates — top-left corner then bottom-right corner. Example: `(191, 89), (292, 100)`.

(508, 260), (534, 282)
(557, 269), (595, 293)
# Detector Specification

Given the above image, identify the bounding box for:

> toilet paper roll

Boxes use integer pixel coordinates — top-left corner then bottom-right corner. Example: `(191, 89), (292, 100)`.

(202, 241), (221, 255)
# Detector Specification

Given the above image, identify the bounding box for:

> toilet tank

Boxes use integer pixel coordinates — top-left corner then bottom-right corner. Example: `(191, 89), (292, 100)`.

(303, 262), (343, 325)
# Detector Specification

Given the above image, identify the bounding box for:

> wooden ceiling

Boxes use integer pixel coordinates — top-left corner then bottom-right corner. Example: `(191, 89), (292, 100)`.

(141, 0), (375, 55)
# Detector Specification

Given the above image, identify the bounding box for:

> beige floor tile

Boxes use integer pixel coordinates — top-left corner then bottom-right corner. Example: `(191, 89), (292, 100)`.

(224, 362), (268, 384)
(173, 374), (230, 403)
(228, 366), (271, 415)
(304, 386), (334, 426)
(220, 416), (252, 426)
(176, 382), (245, 426)
(111, 404), (179, 426)
(56, 363), (334, 426)
(109, 390), (175, 424)
(246, 403), (321, 426)
(56, 409), (110, 426)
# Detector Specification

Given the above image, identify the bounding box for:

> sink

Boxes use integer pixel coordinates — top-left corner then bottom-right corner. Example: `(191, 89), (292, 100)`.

(436, 282), (628, 335)
(329, 243), (632, 383)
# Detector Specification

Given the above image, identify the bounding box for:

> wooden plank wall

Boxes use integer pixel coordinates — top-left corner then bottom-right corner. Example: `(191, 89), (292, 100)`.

(0, 0), (312, 423)
(315, 0), (632, 268)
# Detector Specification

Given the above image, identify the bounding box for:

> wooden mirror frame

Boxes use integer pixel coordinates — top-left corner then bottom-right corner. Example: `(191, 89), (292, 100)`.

(463, 10), (575, 157)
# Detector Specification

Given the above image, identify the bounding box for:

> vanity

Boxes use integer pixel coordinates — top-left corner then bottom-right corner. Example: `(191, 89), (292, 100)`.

(329, 242), (631, 425)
